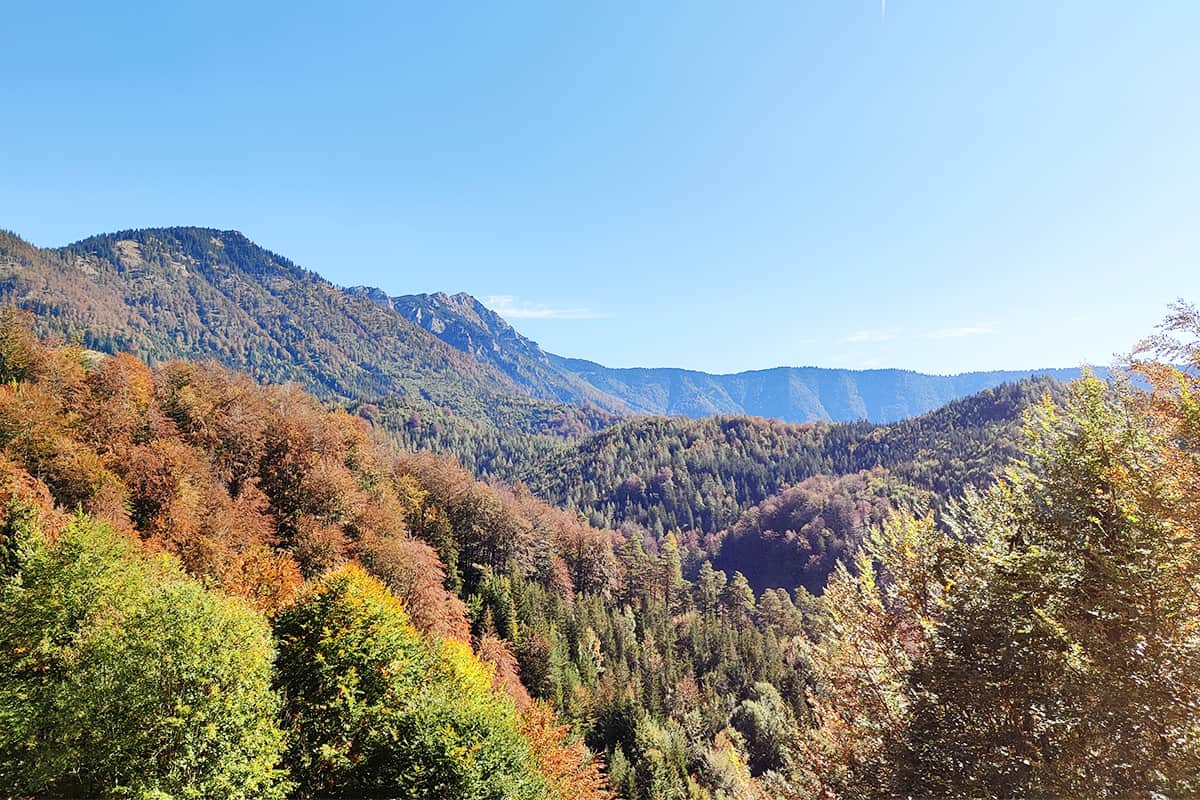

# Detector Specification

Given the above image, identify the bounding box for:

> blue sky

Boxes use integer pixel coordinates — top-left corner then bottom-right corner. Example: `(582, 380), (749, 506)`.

(2, 1), (1196, 374)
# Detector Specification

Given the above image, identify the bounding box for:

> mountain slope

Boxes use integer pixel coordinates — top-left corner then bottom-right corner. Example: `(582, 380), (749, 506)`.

(0, 227), (615, 441)
(349, 287), (628, 413)
(345, 283), (1104, 424)
(0, 222), (1102, 479)
(524, 377), (1060, 534)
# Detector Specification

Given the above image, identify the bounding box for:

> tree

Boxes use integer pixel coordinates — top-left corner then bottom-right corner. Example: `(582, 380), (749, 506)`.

(618, 532), (651, 607)
(518, 702), (614, 800)
(730, 682), (800, 777)
(720, 571), (756, 619)
(694, 560), (727, 613)
(658, 532), (686, 611)
(795, 512), (958, 798)
(893, 378), (1200, 797)
(0, 510), (287, 799)
(357, 530), (470, 640)
(1131, 301), (1200, 537)
(272, 564), (547, 799)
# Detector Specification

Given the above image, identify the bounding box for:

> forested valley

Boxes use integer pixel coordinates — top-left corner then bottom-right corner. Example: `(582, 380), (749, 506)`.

(1, 216), (1197, 800)
(2, 297), (1199, 799)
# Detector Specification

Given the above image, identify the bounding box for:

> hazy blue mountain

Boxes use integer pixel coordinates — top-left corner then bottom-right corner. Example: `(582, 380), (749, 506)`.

(338, 287), (1107, 425)
(550, 356), (1108, 423)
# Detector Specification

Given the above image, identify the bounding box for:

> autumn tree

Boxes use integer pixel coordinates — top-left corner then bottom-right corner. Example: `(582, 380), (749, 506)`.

(272, 565), (547, 800)
(891, 377), (1200, 797)
(795, 513), (959, 798)
(0, 511), (287, 799)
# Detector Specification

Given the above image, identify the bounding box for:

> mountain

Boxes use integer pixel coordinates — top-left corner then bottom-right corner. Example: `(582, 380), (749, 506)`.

(347, 287), (628, 413)
(0, 224), (1100, 444)
(341, 277), (1103, 424)
(0, 227), (617, 445)
(524, 377), (1059, 535)
(1, 228), (1167, 800)
(549, 356), (1103, 423)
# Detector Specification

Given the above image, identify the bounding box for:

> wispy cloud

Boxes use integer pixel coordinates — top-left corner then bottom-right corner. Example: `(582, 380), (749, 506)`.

(839, 329), (900, 344)
(837, 325), (994, 345)
(923, 325), (994, 339)
(484, 295), (606, 320)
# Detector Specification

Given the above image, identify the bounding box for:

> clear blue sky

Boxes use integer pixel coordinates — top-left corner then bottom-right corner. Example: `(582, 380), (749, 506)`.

(3, 2), (1197, 374)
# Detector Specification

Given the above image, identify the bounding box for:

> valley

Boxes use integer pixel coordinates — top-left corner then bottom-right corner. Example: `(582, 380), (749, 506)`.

(2, 224), (1184, 800)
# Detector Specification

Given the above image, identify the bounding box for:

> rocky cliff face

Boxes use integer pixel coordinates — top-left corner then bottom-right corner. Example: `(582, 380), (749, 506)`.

(348, 287), (629, 411)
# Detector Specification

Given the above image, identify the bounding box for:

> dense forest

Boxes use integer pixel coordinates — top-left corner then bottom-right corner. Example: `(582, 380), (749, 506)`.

(0, 315), (604, 799)
(525, 377), (1054, 536)
(2, 301), (1198, 799)
(2, 226), (1197, 798)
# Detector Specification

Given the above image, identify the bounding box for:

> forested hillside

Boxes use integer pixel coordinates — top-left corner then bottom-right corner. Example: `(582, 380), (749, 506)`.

(0, 315), (608, 799)
(0, 226), (1103, 458)
(3, 0), (1192, 793)
(527, 378), (1058, 536)
(785, 306), (1200, 798)
(0, 228), (619, 457)
(1, 222), (1191, 800)
(0, 315), (856, 798)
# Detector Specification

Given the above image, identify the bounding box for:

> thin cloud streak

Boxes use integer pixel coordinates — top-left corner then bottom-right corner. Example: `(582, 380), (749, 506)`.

(484, 295), (607, 320)
(839, 329), (899, 344)
(923, 325), (994, 339)
(837, 325), (993, 346)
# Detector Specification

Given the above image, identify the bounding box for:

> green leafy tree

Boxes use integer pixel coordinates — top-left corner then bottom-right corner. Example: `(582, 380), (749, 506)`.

(0, 510), (287, 799)
(273, 564), (546, 800)
(730, 682), (799, 777)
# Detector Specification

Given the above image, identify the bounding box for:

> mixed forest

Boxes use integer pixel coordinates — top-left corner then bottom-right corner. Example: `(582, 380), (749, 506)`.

(2, 304), (1199, 799)
(1, 225), (1198, 799)
(0, 227), (1094, 474)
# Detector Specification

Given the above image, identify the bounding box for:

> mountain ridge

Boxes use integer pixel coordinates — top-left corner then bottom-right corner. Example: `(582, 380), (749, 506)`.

(550, 355), (1106, 422)
(347, 286), (630, 413)
(344, 278), (1104, 424)
(1, 225), (1104, 431)
(0, 227), (619, 447)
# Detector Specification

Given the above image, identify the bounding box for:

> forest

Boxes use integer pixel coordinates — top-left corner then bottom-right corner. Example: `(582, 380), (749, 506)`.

(1, 300), (1199, 799)
(0, 227), (1087, 486)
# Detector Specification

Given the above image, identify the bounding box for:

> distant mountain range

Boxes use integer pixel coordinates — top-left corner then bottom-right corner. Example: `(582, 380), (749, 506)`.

(0, 226), (1103, 430)
(354, 284), (1104, 424)
(548, 358), (1106, 424)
